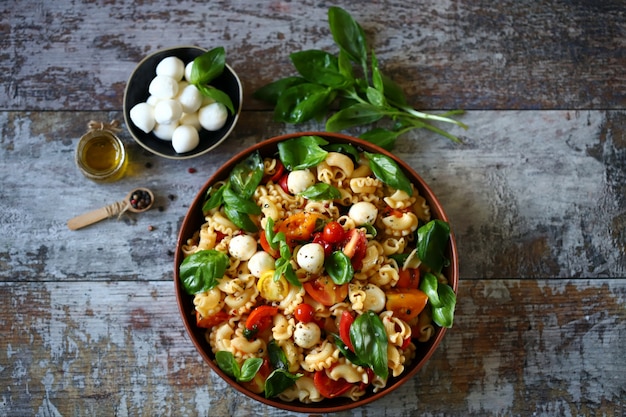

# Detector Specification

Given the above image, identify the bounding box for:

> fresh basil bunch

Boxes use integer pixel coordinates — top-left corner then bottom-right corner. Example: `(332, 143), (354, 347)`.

(254, 7), (467, 150)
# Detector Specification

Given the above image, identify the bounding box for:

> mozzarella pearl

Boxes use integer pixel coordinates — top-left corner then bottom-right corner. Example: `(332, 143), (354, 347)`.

(198, 102), (228, 131)
(247, 251), (275, 278)
(154, 99), (183, 124)
(171, 125), (199, 153)
(348, 201), (378, 225)
(177, 84), (203, 114)
(148, 75), (179, 99)
(293, 322), (321, 349)
(184, 61), (194, 82)
(152, 122), (178, 141)
(156, 56), (185, 81)
(287, 169), (315, 194)
(129, 102), (155, 134)
(179, 112), (201, 130)
(296, 243), (325, 274)
(228, 234), (258, 261)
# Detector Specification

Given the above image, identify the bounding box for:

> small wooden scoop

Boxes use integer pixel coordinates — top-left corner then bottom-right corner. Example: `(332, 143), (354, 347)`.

(67, 188), (154, 230)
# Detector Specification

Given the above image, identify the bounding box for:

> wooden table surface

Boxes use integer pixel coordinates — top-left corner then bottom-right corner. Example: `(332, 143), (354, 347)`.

(2, 1), (625, 416)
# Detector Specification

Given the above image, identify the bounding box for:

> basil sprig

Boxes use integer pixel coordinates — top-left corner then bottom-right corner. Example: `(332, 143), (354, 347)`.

(215, 351), (263, 383)
(189, 47), (235, 114)
(265, 218), (301, 287)
(277, 135), (328, 170)
(350, 311), (388, 380)
(365, 151), (413, 196)
(253, 6), (467, 150)
(420, 273), (456, 328)
(179, 249), (229, 294)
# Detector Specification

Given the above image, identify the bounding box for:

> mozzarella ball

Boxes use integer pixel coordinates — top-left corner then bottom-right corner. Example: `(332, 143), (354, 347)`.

(156, 56), (185, 81)
(146, 95), (161, 107)
(152, 122), (178, 141)
(129, 102), (155, 133)
(293, 322), (321, 349)
(296, 243), (325, 274)
(198, 102), (228, 131)
(287, 169), (315, 194)
(184, 61), (194, 82)
(348, 201), (378, 225)
(171, 125), (199, 153)
(247, 251), (275, 278)
(177, 84), (203, 114)
(179, 112), (201, 130)
(202, 95), (216, 106)
(148, 75), (179, 99)
(154, 99), (183, 125)
(228, 234), (258, 261)
(362, 284), (386, 312)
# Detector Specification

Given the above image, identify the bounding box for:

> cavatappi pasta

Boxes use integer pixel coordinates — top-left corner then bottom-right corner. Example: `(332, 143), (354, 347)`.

(180, 144), (453, 403)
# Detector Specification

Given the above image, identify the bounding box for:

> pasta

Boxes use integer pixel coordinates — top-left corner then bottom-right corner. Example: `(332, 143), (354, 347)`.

(179, 138), (454, 404)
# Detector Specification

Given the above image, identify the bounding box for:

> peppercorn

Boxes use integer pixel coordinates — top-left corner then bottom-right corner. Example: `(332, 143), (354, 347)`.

(130, 189), (152, 210)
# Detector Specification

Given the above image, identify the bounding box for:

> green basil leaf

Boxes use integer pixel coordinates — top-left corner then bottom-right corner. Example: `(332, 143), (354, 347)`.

(229, 151), (264, 199)
(350, 311), (388, 380)
(264, 369), (302, 398)
(277, 135), (328, 170)
(417, 220), (451, 273)
(202, 184), (226, 213)
(223, 186), (262, 216)
(195, 84), (235, 115)
(382, 74), (407, 106)
(274, 83), (335, 124)
(290, 50), (350, 88)
(420, 272), (441, 307)
(328, 6), (368, 69)
(326, 103), (384, 132)
(325, 251), (354, 285)
(179, 250), (229, 295)
(268, 340), (289, 371)
(366, 86), (387, 108)
(389, 253), (410, 267)
(359, 128), (400, 151)
(265, 217), (278, 250)
(323, 143), (360, 163)
(224, 204), (258, 233)
(361, 223), (377, 237)
(337, 49), (355, 81)
(431, 283), (456, 328)
(371, 50), (384, 93)
(190, 47), (225, 85)
(253, 76), (308, 104)
(299, 183), (341, 201)
(282, 263), (301, 287)
(365, 152), (412, 196)
(239, 357), (263, 382)
(332, 333), (368, 366)
(215, 350), (241, 380)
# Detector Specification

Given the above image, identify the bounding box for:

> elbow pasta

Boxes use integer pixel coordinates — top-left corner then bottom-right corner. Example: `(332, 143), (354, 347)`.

(181, 144), (452, 404)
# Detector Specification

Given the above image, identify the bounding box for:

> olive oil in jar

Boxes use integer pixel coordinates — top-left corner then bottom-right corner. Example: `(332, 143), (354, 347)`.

(75, 130), (127, 181)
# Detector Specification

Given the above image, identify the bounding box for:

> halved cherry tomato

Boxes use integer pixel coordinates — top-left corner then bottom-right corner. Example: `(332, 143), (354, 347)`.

(396, 267), (421, 289)
(245, 305), (278, 339)
(278, 174), (290, 194)
(259, 230), (279, 258)
(303, 276), (349, 307)
(385, 288), (429, 322)
(323, 221), (345, 243)
(268, 160), (285, 183)
(276, 212), (323, 247)
(313, 369), (353, 399)
(195, 310), (229, 329)
(339, 310), (355, 351)
(257, 270), (289, 301)
(341, 229), (367, 271)
(294, 303), (315, 323)
(240, 357), (272, 394)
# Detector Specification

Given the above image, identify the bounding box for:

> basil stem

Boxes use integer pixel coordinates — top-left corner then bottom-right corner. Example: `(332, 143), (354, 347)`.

(179, 250), (229, 295)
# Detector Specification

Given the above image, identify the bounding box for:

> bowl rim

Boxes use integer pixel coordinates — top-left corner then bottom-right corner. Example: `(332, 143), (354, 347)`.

(123, 45), (243, 160)
(174, 131), (459, 413)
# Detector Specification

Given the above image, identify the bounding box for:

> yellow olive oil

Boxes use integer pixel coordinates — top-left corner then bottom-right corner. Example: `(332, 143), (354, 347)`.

(76, 130), (127, 181)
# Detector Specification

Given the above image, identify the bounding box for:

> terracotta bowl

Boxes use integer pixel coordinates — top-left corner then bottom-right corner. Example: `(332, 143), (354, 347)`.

(174, 132), (458, 413)
(123, 46), (242, 159)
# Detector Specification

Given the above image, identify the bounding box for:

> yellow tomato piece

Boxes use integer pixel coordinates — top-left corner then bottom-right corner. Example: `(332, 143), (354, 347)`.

(385, 288), (429, 322)
(257, 270), (290, 301)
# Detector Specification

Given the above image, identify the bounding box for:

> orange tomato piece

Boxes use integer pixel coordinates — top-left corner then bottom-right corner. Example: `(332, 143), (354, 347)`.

(385, 288), (429, 322)
(276, 212), (323, 246)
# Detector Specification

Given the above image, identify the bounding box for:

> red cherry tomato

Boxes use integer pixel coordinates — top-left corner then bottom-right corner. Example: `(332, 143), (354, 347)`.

(322, 221), (345, 243)
(313, 369), (353, 399)
(268, 161), (285, 183)
(259, 230), (279, 258)
(312, 232), (333, 257)
(339, 310), (355, 351)
(195, 310), (229, 329)
(342, 229), (367, 271)
(278, 174), (290, 194)
(294, 303), (315, 323)
(245, 305), (278, 337)
(303, 276), (349, 307)
(396, 268), (421, 289)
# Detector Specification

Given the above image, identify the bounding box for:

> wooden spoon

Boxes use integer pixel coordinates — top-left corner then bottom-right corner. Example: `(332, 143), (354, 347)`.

(67, 188), (154, 230)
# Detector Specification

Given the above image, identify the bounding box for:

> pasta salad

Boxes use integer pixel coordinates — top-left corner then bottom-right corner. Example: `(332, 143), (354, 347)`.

(179, 135), (456, 403)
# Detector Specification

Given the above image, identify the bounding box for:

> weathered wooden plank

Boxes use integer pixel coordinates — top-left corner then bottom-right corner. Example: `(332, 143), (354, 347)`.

(1, 110), (624, 281)
(1, 0), (624, 111)
(1, 279), (624, 416)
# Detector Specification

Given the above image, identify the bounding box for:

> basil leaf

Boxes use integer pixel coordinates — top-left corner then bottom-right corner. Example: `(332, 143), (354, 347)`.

(332, 334), (368, 366)
(195, 84), (235, 115)
(323, 143), (360, 163)
(224, 204), (258, 233)
(179, 250), (229, 295)
(420, 273), (456, 328)
(290, 50), (350, 88)
(253, 76), (308, 104)
(215, 350), (240, 380)
(365, 151), (413, 196)
(282, 263), (301, 287)
(264, 369), (301, 398)
(382, 73), (407, 106)
(277, 135), (328, 170)
(274, 83), (335, 124)
(265, 217), (278, 250)
(326, 103), (384, 132)
(371, 50), (384, 93)
(328, 6), (368, 70)
(420, 272), (441, 306)
(359, 128), (400, 151)
(223, 186), (262, 216)
(350, 311), (388, 380)
(268, 340), (289, 371)
(337, 49), (355, 81)
(325, 251), (354, 285)
(239, 357), (263, 382)
(202, 184), (226, 213)
(389, 253), (410, 267)
(299, 183), (341, 201)
(229, 151), (264, 199)
(366, 86), (387, 108)
(190, 47), (225, 85)
(361, 223), (377, 237)
(417, 220), (451, 273)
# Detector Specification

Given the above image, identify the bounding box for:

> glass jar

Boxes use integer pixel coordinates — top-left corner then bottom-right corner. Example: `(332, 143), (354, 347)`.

(75, 129), (127, 182)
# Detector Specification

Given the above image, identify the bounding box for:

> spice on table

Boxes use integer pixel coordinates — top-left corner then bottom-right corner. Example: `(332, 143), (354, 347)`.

(130, 189), (152, 210)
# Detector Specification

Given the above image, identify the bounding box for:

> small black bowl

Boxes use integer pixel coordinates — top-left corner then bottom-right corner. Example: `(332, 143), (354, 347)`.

(123, 46), (242, 159)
